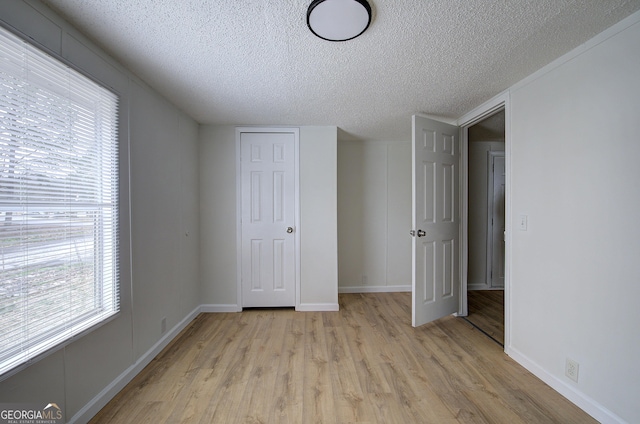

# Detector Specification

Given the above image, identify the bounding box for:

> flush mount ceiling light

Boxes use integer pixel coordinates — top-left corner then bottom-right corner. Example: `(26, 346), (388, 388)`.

(307, 0), (372, 42)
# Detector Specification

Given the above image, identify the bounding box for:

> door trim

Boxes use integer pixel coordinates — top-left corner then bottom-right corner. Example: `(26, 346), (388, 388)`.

(457, 90), (511, 350)
(235, 127), (301, 310)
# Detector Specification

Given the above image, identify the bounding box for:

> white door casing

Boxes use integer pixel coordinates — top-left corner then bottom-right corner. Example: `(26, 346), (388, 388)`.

(411, 115), (461, 327)
(487, 152), (505, 288)
(237, 129), (299, 308)
(458, 93), (510, 347)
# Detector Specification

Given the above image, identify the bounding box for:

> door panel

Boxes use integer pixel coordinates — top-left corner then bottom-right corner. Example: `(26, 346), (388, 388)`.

(420, 240), (436, 302)
(412, 116), (460, 327)
(423, 161), (436, 222)
(443, 162), (455, 222)
(251, 240), (263, 290)
(241, 132), (296, 307)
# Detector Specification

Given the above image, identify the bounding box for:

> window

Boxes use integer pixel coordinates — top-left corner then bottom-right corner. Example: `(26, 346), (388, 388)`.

(0, 26), (119, 377)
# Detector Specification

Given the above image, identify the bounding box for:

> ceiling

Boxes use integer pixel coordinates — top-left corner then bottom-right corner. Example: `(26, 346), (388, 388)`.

(42, 0), (640, 141)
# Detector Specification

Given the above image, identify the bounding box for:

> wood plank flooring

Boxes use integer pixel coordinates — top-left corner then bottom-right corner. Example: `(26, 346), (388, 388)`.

(465, 290), (505, 346)
(90, 293), (594, 423)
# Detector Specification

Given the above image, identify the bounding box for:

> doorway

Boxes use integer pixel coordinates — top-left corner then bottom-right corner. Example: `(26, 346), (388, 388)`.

(464, 110), (505, 345)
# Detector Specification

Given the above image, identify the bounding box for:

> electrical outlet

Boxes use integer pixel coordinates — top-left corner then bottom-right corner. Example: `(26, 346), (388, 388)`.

(565, 358), (579, 382)
(161, 317), (167, 334)
(362, 275), (368, 285)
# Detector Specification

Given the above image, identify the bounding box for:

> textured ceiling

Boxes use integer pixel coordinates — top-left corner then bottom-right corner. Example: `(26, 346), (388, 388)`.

(42, 0), (640, 141)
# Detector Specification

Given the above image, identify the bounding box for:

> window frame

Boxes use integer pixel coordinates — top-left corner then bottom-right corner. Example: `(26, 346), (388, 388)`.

(0, 23), (121, 380)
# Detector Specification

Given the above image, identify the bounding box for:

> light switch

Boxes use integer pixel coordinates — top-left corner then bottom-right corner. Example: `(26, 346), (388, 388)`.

(518, 215), (528, 231)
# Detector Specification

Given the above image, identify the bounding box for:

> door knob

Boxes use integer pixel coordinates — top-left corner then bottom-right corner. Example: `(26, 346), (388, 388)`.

(287, 227), (294, 233)
(417, 229), (426, 237)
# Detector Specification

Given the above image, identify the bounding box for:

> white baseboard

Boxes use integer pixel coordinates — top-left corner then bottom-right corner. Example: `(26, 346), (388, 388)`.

(506, 346), (625, 424)
(200, 304), (242, 313)
(69, 305), (201, 424)
(339, 285), (411, 293)
(296, 303), (339, 312)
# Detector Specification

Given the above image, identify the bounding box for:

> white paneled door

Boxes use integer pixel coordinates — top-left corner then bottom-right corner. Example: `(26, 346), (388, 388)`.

(240, 130), (297, 307)
(411, 116), (460, 327)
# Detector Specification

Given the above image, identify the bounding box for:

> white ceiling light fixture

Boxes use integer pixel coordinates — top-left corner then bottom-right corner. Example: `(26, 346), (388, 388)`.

(307, 0), (372, 42)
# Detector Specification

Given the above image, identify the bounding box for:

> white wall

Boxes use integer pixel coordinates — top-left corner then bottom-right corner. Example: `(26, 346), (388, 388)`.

(299, 127), (339, 308)
(129, 82), (200, 358)
(338, 140), (412, 292)
(199, 125), (237, 307)
(468, 141), (504, 289)
(199, 125), (339, 310)
(0, 2), (201, 422)
(508, 12), (640, 423)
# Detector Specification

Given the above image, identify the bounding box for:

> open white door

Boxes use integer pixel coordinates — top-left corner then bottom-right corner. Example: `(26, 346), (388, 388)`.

(411, 115), (460, 327)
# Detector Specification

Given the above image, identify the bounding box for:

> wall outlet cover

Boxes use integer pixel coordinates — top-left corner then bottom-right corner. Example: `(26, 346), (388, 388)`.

(565, 358), (579, 382)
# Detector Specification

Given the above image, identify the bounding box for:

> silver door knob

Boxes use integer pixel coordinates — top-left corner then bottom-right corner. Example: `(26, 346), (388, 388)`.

(417, 229), (426, 237)
(287, 227), (294, 233)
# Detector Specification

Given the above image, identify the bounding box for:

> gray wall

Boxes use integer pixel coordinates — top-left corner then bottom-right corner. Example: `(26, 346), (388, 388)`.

(0, 1), (200, 421)
(337, 139), (412, 292)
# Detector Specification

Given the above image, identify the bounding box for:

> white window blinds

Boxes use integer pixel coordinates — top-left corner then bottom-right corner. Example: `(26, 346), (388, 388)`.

(0, 26), (119, 377)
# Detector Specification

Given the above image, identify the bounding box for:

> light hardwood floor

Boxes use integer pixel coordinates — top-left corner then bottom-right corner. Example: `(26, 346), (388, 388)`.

(90, 293), (594, 423)
(465, 290), (505, 346)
